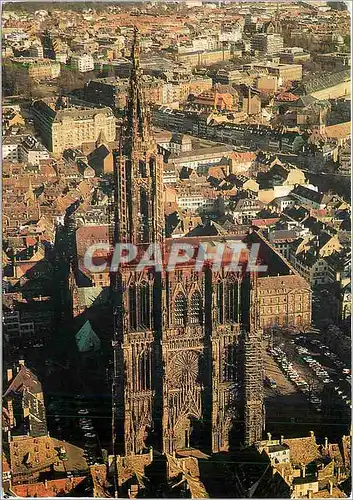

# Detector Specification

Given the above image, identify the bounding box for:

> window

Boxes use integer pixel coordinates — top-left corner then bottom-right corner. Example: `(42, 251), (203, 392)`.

(224, 344), (236, 382)
(225, 282), (239, 323)
(129, 286), (137, 330)
(190, 291), (202, 325)
(139, 282), (151, 329)
(139, 348), (151, 390)
(175, 292), (187, 326)
(217, 282), (224, 323)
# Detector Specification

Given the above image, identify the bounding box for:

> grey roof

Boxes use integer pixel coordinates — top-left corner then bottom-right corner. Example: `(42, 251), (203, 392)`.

(269, 230), (298, 242)
(302, 70), (350, 94)
(291, 185), (324, 204)
(54, 106), (113, 122)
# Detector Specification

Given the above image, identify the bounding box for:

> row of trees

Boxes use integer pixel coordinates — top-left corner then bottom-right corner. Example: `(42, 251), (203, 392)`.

(2, 60), (102, 98)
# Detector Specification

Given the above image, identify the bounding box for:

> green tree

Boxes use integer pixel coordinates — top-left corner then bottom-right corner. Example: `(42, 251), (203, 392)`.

(55, 66), (99, 94)
(2, 60), (34, 97)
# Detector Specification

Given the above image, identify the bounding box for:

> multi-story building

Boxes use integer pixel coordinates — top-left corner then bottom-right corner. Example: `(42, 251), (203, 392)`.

(32, 99), (116, 154)
(9, 58), (61, 80)
(177, 48), (232, 68)
(27, 59), (60, 79)
(55, 51), (67, 64)
(251, 33), (284, 56)
(71, 53), (94, 73)
(245, 62), (303, 83)
(28, 42), (44, 59)
(20, 136), (50, 166)
(315, 52), (351, 72)
(279, 47), (310, 64)
(84, 77), (130, 109)
(84, 76), (207, 111)
(2, 135), (25, 163)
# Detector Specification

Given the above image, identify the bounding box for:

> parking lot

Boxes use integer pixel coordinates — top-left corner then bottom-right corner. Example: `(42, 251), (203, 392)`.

(263, 330), (351, 439)
(263, 349), (323, 439)
(48, 394), (105, 467)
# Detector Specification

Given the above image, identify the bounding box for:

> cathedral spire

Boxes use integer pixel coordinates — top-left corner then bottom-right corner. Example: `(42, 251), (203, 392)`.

(113, 24), (164, 246)
(125, 25), (151, 152)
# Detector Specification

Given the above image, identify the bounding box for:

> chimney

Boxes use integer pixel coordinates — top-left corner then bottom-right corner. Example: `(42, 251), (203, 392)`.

(149, 446), (153, 461)
(324, 437), (328, 450)
(328, 481), (333, 495)
(19, 359), (25, 366)
(267, 432), (272, 442)
(44, 479), (48, 488)
(301, 465), (306, 478)
(280, 435), (284, 445)
(308, 490), (313, 499)
(309, 431), (315, 439)
(7, 368), (13, 382)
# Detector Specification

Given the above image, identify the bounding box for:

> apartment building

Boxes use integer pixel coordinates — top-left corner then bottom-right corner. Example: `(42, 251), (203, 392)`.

(28, 42), (44, 59)
(32, 100), (116, 154)
(177, 48), (232, 68)
(279, 47), (310, 64)
(71, 54), (95, 73)
(251, 33), (284, 56)
(27, 60), (60, 79)
(245, 62), (303, 83)
(20, 136), (50, 166)
(2, 136), (24, 163)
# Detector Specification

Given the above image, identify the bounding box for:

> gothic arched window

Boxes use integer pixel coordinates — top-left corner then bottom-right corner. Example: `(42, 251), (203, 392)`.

(175, 292), (187, 327)
(129, 285), (137, 331)
(223, 344), (236, 382)
(139, 348), (151, 391)
(139, 160), (147, 178)
(217, 282), (224, 324)
(190, 292), (202, 325)
(225, 281), (239, 323)
(139, 188), (149, 242)
(139, 282), (151, 329)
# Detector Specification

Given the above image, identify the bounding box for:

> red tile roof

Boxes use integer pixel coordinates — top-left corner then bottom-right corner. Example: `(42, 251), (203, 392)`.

(12, 476), (86, 497)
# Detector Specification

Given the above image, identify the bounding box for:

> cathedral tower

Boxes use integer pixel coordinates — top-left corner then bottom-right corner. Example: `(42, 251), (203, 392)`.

(111, 27), (263, 461)
(113, 26), (164, 246)
(111, 27), (165, 457)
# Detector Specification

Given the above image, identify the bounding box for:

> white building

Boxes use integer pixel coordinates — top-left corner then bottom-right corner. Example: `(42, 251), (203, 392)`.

(20, 136), (50, 166)
(71, 54), (94, 73)
(55, 52), (68, 64)
(2, 135), (24, 162)
(2, 135), (50, 165)
(176, 194), (215, 212)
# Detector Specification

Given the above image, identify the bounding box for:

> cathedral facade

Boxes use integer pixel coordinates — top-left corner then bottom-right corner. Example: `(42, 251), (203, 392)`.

(110, 28), (264, 458)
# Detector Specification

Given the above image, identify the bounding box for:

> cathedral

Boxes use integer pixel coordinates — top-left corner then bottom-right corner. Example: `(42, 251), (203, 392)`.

(110, 27), (264, 460)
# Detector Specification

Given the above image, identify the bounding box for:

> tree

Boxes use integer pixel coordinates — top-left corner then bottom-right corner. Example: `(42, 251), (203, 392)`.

(55, 67), (99, 94)
(56, 67), (81, 93)
(2, 60), (34, 97)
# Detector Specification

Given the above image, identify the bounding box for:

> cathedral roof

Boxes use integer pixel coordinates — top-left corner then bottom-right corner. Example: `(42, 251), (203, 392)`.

(75, 320), (101, 353)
